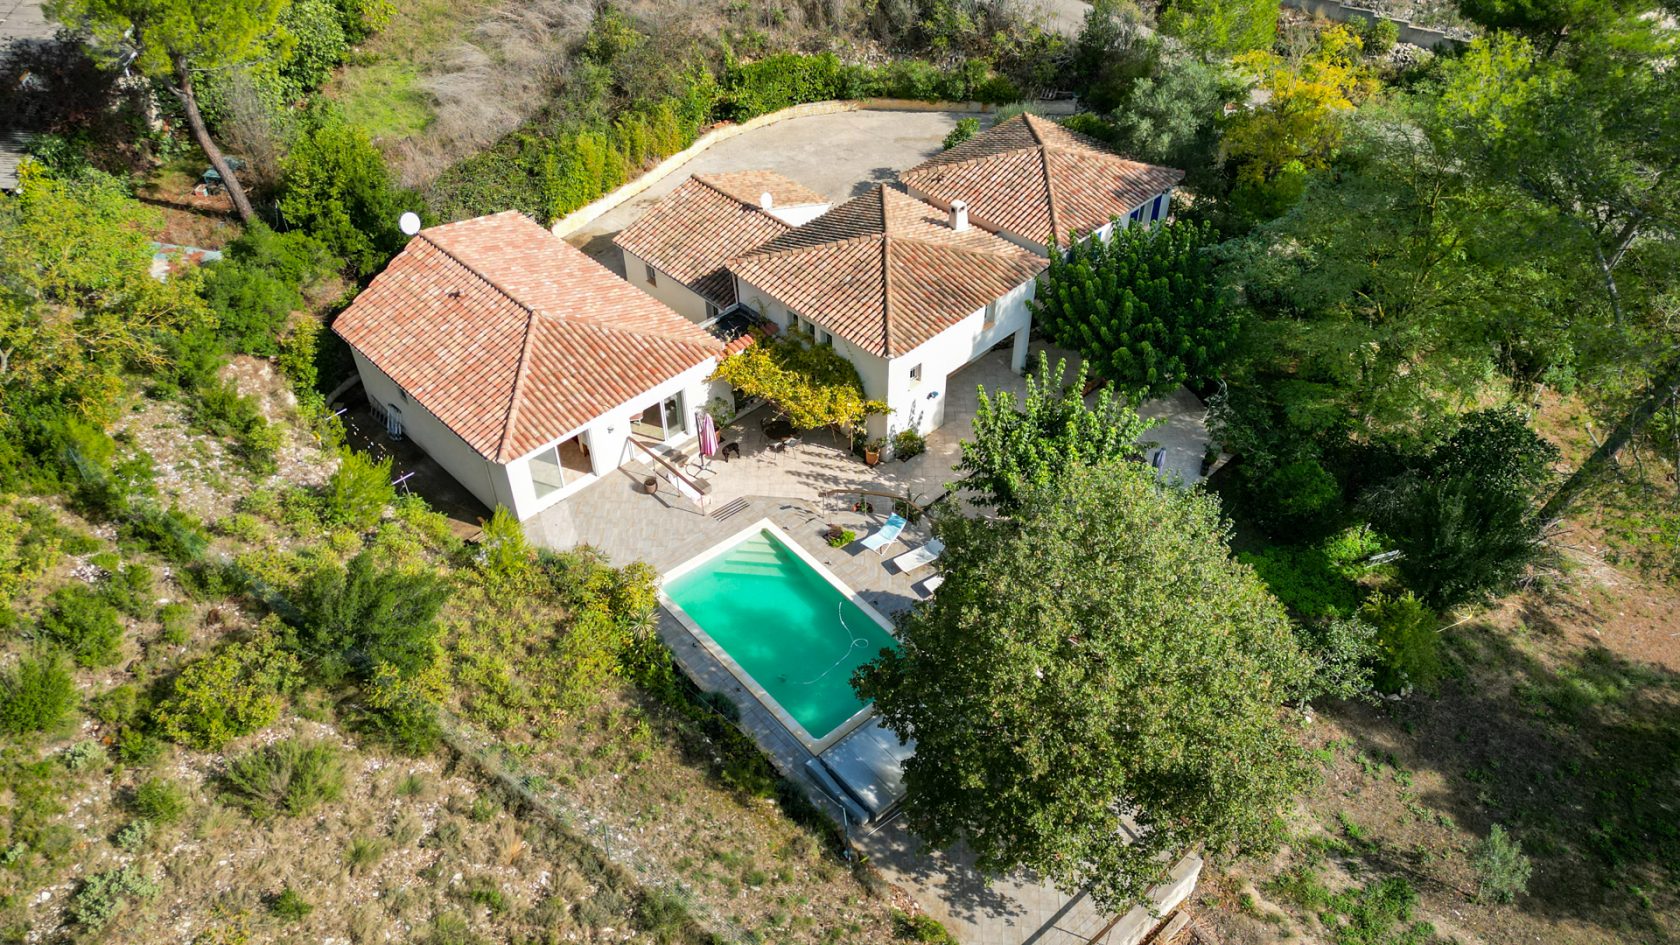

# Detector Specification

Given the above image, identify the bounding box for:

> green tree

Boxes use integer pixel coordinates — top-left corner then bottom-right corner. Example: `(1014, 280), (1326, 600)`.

(278, 107), (410, 275)
(954, 353), (1154, 512)
(1427, 33), (1680, 523)
(1363, 409), (1559, 608)
(1031, 220), (1232, 397)
(0, 654), (77, 735)
(855, 461), (1315, 911)
(291, 549), (447, 684)
(49, 0), (289, 222)
(1158, 0), (1280, 58)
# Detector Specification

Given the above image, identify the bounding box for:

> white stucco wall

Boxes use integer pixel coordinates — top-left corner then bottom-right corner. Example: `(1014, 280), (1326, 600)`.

(883, 276), (1036, 438)
(351, 349), (515, 513)
(735, 273), (1035, 441)
(502, 357), (721, 520)
(353, 347), (720, 522)
(621, 249), (715, 325)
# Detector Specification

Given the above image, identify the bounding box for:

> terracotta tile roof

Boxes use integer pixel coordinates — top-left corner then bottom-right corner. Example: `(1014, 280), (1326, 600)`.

(901, 113), (1184, 247)
(614, 171), (828, 310)
(728, 185), (1045, 358)
(334, 211), (720, 463)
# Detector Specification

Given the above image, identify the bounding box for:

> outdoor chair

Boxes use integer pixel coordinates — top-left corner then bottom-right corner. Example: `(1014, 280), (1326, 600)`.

(890, 539), (944, 573)
(858, 514), (907, 554)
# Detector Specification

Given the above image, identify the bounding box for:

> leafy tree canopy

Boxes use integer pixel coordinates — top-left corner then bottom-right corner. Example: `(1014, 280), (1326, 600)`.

(954, 353), (1154, 512)
(855, 460), (1315, 910)
(1158, 0), (1280, 59)
(1031, 219), (1232, 397)
(278, 106), (412, 276)
(712, 329), (887, 432)
(290, 549), (448, 685)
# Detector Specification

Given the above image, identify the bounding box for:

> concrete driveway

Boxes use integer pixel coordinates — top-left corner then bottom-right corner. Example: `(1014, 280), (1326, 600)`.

(565, 109), (970, 271)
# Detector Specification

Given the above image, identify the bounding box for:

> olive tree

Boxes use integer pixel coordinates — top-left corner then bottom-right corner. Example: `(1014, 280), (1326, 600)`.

(855, 461), (1316, 910)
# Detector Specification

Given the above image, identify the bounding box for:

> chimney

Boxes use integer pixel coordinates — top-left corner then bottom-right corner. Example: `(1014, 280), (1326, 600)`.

(759, 191), (774, 210)
(949, 199), (969, 232)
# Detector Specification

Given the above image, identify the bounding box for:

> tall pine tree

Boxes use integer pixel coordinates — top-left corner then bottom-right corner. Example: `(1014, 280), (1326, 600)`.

(1031, 219), (1231, 397)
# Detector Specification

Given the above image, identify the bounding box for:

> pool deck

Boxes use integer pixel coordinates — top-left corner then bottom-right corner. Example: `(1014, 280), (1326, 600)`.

(522, 342), (1210, 945)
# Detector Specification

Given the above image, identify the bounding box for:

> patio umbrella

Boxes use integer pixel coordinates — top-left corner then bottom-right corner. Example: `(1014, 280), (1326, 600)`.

(697, 411), (719, 471)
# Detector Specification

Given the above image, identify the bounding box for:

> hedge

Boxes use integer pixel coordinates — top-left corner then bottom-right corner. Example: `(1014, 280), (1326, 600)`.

(427, 52), (1021, 224)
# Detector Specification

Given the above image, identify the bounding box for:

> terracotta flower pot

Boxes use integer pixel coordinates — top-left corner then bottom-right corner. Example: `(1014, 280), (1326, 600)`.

(643, 476), (659, 495)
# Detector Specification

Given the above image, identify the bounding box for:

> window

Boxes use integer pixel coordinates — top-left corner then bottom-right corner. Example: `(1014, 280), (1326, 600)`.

(983, 300), (998, 329)
(815, 327), (831, 346)
(384, 404), (404, 440)
(908, 363), (922, 383)
(645, 263), (658, 287)
(705, 301), (720, 320)
(1151, 194), (1167, 221)
(530, 434), (593, 499)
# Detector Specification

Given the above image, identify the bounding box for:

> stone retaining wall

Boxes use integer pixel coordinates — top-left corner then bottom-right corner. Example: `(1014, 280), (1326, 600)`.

(549, 97), (1079, 238)
(1283, 0), (1467, 50)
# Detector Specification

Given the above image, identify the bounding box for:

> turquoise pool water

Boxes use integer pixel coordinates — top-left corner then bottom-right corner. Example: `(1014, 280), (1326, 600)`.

(664, 528), (898, 742)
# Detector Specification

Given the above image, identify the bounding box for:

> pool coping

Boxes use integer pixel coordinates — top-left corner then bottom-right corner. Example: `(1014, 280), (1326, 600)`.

(659, 518), (897, 756)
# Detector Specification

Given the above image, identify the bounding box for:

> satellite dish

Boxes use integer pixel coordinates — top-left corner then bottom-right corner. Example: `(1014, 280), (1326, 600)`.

(398, 211), (422, 236)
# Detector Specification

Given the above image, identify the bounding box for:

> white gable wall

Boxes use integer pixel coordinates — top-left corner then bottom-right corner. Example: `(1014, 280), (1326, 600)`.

(620, 248), (716, 325)
(734, 273), (1036, 442)
(351, 349), (517, 512)
(884, 276), (1036, 439)
(353, 347), (721, 522)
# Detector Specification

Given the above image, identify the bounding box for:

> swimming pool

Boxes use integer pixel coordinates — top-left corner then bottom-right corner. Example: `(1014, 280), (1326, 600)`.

(661, 521), (899, 752)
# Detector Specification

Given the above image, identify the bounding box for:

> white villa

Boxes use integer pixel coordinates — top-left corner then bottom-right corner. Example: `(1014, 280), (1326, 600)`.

(332, 211), (728, 521)
(334, 114), (1184, 519)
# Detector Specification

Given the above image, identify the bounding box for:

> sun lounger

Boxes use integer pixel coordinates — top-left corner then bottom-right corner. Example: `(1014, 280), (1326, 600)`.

(858, 514), (907, 553)
(917, 574), (944, 598)
(891, 539), (944, 574)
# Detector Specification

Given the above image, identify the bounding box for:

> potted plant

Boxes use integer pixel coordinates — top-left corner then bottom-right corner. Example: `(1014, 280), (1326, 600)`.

(853, 498), (873, 514)
(1200, 444), (1220, 476)
(824, 525), (857, 548)
(642, 475), (659, 495)
(864, 438), (885, 466)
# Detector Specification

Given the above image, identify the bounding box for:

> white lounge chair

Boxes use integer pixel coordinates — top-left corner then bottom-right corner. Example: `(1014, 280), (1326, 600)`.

(858, 514), (907, 554)
(917, 574), (944, 598)
(891, 539), (944, 574)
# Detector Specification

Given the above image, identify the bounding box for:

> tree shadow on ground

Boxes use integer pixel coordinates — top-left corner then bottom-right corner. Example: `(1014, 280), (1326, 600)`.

(1327, 616), (1680, 942)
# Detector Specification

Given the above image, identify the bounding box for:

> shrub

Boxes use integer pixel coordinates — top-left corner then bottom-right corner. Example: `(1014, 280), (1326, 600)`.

(0, 654), (77, 734)
(1360, 592), (1440, 694)
(894, 909), (960, 943)
(279, 106), (411, 276)
(270, 886), (314, 922)
(113, 818), (153, 851)
(291, 550), (447, 684)
(37, 586), (124, 668)
(191, 379), (283, 473)
(892, 428), (926, 461)
(1246, 455), (1343, 536)
(62, 740), (108, 771)
(90, 683), (141, 727)
(132, 777), (190, 824)
(1031, 220), (1231, 397)
(122, 503), (210, 565)
(152, 636), (302, 749)
(826, 527), (857, 549)
(224, 738), (347, 819)
(1472, 824), (1532, 903)
(70, 866), (158, 930)
(942, 117), (979, 150)
(1239, 543), (1360, 620)
(323, 449), (394, 529)
(159, 602), (193, 644)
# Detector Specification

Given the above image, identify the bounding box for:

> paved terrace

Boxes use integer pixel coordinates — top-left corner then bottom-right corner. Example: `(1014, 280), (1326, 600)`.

(523, 343), (1209, 945)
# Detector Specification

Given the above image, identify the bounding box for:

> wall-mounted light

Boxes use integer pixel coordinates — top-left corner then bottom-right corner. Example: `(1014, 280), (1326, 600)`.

(927, 390), (940, 400)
